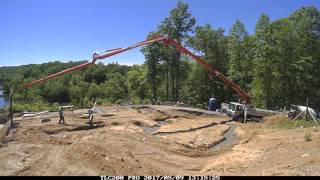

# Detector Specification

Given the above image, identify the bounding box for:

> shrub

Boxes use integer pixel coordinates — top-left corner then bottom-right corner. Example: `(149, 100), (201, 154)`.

(304, 133), (312, 142)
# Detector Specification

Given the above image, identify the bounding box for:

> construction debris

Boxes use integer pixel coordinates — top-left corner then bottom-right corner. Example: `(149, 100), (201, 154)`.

(22, 111), (49, 118)
(40, 118), (51, 123)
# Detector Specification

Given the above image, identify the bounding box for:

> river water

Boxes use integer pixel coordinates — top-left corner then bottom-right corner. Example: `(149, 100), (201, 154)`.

(0, 86), (9, 108)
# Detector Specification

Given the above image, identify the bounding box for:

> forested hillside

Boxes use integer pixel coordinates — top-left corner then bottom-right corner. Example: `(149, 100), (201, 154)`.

(0, 2), (319, 112)
(0, 62), (130, 111)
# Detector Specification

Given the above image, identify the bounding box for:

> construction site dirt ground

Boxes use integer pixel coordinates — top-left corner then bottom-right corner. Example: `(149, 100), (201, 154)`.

(0, 105), (319, 176)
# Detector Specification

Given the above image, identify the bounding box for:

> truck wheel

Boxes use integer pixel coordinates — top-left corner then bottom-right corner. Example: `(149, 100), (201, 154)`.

(239, 115), (244, 123)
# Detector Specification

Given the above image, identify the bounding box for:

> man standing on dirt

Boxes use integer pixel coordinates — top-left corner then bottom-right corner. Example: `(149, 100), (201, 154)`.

(88, 105), (94, 127)
(59, 106), (65, 124)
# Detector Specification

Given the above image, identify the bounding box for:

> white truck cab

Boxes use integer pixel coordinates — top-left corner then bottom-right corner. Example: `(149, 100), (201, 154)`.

(227, 102), (245, 121)
(226, 102), (280, 122)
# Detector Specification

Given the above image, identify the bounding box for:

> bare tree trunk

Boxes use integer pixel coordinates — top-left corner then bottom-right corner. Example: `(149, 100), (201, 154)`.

(171, 76), (175, 102)
(305, 96), (308, 121)
(153, 78), (157, 101)
(176, 58), (180, 102)
(166, 70), (169, 101)
(171, 63), (175, 102)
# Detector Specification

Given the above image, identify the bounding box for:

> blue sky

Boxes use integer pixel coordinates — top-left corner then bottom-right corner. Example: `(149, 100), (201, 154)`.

(0, 0), (319, 67)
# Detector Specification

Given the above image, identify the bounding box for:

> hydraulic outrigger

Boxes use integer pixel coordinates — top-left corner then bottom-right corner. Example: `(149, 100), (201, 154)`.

(9, 35), (252, 127)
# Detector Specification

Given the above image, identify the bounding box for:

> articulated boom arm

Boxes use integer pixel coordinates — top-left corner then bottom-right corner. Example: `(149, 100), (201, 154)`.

(16, 35), (168, 92)
(17, 35), (251, 104)
(162, 38), (251, 104)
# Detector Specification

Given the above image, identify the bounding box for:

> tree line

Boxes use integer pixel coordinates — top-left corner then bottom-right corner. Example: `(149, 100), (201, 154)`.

(0, 2), (319, 112)
(141, 2), (320, 110)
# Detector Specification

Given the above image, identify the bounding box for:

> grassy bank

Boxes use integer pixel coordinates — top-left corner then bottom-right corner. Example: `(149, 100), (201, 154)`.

(272, 116), (319, 129)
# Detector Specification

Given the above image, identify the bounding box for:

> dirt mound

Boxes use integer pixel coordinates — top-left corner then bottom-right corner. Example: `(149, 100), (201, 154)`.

(262, 114), (287, 125)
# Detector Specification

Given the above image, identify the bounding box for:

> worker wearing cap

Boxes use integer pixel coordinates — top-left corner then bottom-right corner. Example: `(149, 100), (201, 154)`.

(59, 106), (65, 124)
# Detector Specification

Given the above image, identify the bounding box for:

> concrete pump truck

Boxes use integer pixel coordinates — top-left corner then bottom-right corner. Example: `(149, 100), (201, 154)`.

(12, 35), (277, 124)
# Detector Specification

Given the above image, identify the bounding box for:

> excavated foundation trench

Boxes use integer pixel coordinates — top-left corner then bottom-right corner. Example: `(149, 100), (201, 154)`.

(10, 106), (239, 154)
(211, 122), (238, 151)
(141, 120), (167, 134)
(0, 105), (259, 176)
(136, 107), (239, 151)
(140, 120), (238, 151)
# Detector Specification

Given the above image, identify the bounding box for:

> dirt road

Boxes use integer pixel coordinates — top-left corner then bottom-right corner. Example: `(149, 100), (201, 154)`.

(0, 105), (319, 175)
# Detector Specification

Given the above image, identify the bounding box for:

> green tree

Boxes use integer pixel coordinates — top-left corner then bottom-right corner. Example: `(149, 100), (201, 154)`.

(228, 20), (253, 96)
(289, 7), (320, 108)
(84, 63), (107, 84)
(42, 78), (69, 103)
(158, 1), (196, 101)
(87, 83), (101, 100)
(127, 65), (149, 103)
(100, 72), (127, 103)
(141, 32), (164, 102)
(186, 24), (230, 105)
(251, 14), (274, 108)
(69, 85), (83, 106)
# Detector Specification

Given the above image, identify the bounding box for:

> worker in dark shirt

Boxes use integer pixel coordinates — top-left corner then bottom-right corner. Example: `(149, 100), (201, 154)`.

(59, 106), (65, 124)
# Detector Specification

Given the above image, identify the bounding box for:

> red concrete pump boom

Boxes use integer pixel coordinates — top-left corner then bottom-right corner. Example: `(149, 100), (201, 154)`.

(17, 35), (251, 104)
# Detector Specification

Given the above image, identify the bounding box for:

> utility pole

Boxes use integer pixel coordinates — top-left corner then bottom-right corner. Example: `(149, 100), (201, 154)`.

(305, 96), (308, 121)
(9, 87), (13, 129)
(305, 81), (309, 121)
